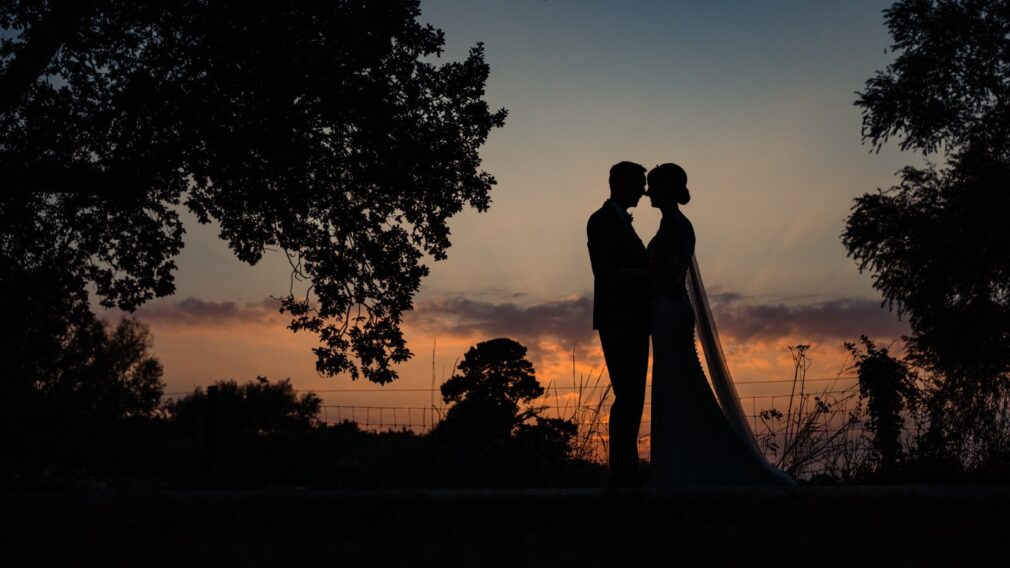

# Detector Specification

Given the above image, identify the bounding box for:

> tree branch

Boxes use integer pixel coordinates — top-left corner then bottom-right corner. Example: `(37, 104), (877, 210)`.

(0, 0), (102, 116)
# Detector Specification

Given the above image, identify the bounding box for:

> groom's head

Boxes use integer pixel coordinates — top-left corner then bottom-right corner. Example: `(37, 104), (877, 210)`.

(609, 161), (647, 208)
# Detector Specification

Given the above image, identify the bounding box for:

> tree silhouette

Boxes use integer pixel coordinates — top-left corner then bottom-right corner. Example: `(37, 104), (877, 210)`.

(847, 336), (917, 468)
(436, 338), (576, 460)
(438, 338), (544, 446)
(854, 0), (1010, 157)
(163, 377), (323, 484)
(168, 376), (321, 439)
(2, 316), (164, 428)
(48, 317), (165, 421)
(3, 316), (165, 476)
(0, 0), (506, 384)
(844, 0), (1010, 459)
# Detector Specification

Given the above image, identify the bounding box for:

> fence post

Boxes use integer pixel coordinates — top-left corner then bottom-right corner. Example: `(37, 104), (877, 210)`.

(204, 385), (219, 476)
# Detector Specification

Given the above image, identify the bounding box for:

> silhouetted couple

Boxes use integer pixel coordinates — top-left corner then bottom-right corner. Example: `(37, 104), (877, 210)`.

(588, 161), (792, 488)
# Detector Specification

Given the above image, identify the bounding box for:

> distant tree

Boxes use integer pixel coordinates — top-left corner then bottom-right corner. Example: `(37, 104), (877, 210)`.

(55, 317), (164, 419)
(161, 377), (323, 485)
(438, 338), (544, 446)
(843, 0), (1010, 454)
(511, 416), (580, 465)
(168, 376), (321, 439)
(847, 336), (917, 467)
(436, 338), (576, 459)
(0, 0), (506, 384)
(1, 314), (165, 477)
(5, 316), (164, 427)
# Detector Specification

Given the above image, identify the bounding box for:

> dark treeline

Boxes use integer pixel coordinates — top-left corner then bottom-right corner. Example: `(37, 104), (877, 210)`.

(1, 321), (604, 489)
(841, 337), (1010, 484)
(5, 315), (1010, 489)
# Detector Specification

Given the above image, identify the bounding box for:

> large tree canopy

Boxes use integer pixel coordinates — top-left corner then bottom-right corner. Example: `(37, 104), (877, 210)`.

(844, 0), (1010, 457)
(0, 0), (506, 383)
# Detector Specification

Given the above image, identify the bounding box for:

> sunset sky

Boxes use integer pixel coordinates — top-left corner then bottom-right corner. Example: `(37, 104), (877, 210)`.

(104, 0), (919, 425)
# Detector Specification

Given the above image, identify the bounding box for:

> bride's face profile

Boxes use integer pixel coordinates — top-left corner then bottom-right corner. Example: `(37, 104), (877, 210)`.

(647, 163), (689, 210)
(647, 183), (671, 209)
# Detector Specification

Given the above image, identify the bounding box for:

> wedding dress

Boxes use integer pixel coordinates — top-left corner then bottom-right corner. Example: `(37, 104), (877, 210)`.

(648, 211), (793, 486)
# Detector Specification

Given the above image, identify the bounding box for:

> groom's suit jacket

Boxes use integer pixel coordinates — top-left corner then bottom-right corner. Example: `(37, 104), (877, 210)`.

(587, 201), (650, 331)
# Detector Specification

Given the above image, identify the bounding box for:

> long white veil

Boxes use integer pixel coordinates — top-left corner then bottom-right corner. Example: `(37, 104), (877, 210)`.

(686, 254), (780, 469)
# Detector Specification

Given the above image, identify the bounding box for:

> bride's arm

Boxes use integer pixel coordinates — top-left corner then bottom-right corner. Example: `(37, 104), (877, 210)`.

(650, 226), (680, 296)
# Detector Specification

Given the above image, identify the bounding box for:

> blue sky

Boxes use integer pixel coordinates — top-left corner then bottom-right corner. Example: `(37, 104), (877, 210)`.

(409, 0), (915, 302)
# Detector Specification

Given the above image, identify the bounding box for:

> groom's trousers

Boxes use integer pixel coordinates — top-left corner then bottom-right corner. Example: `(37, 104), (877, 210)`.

(598, 327), (649, 487)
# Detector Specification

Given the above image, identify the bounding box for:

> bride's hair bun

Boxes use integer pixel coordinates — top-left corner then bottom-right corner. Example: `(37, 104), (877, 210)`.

(648, 163), (690, 205)
(675, 186), (691, 205)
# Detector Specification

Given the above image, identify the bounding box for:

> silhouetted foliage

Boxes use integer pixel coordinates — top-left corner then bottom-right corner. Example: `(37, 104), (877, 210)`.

(168, 377), (321, 439)
(845, 0), (1010, 464)
(3, 316), (164, 426)
(0, 326), (602, 489)
(1, 316), (165, 483)
(164, 377), (324, 485)
(439, 338), (543, 444)
(435, 338), (577, 471)
(0, 251), (95, 426)
(0, 0), (506, 384)
(847, 336), (917, 467)
(49, 317), (164, 420)
(855, 0), (1010, 157)
(512, 417), (580, 465)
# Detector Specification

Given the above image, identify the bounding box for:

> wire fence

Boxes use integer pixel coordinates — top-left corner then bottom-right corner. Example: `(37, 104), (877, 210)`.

(162, 377), (865, 433)
(297, 391), (865, 432)
(162, 374), (874, 470)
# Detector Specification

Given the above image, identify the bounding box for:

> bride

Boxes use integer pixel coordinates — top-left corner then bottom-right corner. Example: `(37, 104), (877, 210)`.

(646, 163), (793, 487)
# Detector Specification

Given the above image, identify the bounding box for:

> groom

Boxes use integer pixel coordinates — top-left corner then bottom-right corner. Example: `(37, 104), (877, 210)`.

(587, 161), (650, 488)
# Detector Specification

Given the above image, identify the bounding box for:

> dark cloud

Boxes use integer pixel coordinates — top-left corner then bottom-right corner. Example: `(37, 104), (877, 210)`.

(712, 297), (909, 344)
(410, 295), (596, 354)
(709, 291), (746, 305)
(134, 297), (283, 327)
(128, 293), (908, 349)
(410, 294), (909, 350)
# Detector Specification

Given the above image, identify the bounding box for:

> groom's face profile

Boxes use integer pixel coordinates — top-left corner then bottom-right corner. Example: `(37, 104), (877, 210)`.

(612, 172), (646, 209)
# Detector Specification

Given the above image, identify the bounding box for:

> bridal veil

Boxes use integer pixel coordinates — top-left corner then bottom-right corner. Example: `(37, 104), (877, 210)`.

(686, 254), (789, 475)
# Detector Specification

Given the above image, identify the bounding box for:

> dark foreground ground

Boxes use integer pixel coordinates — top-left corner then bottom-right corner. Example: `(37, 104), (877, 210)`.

(3, 486), (1009, 567)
